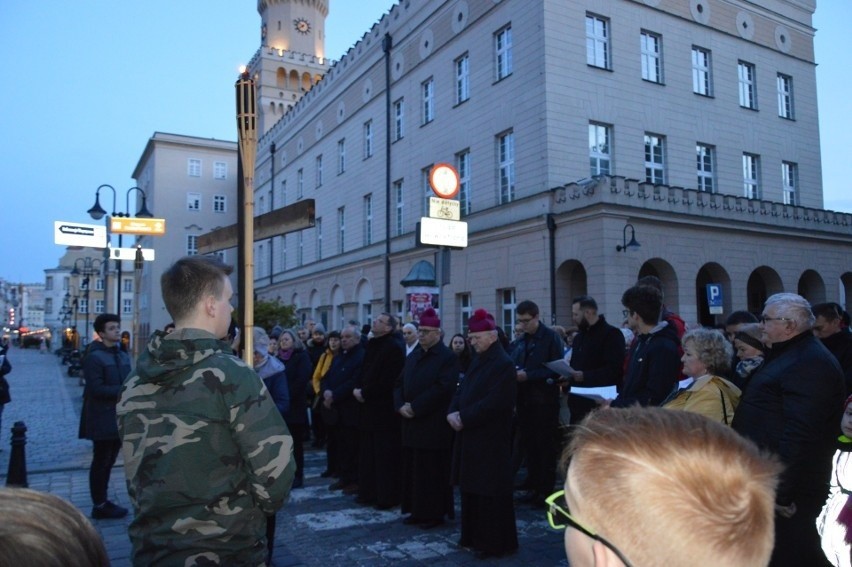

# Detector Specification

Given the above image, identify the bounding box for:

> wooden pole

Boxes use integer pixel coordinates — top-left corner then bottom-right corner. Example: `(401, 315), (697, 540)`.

(236, 70), (257, 364)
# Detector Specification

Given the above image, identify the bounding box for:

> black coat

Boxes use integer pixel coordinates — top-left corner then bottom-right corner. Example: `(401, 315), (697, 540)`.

(569, 315), (625, 387)
(357, 333), (406, 430)
(324, 344), (364, 427)
(821, 330), (852, 395)
(611, 322), (680, 408)
(732, 331), (845, 505)
(450, 341), (517, 495)
(78, 341), (131, 440)
(394, 340), (459, 449)
(280, 349), (312, 425)
(511, 323), (564, 407)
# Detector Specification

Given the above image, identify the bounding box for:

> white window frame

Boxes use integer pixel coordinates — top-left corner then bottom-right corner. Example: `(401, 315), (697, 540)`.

(394, 179), (404, 236)
(315, 217), (322, 261)
(498, 131), (515, 204)
(586, 14), (610, 69)
(738, 61), (757, 109)
(337, 139), (346, 174)
(364, 120), (374, 158)
(315, 154), (323, 188)
(422, 78), (435, 124)
(422, 166), (433, 217)
(188, 158), (201, 177)
(95, 278), (104, 291)
(297, 168), (304, 198)
(187, 235), (198, 256)
(213, 161), (227, 180)
(122, 298), (132, 315)
(123, 278), (132, 293)
(500, 288), (516, 335)
(94, 299), (104, 314)
(692, 46), (712, 96)
(187, 192), (201, 211)
(455, 54), (470, 104)
(393, 98), (405, 141)
(743, 153), (761, 199)
(589, 122), (612, 176)
(337, 207), (345, 254)
(495, 25), (513, 80)
(78, 298), (89, 314)
(644, 133), (665, 185)
(696, 143), (715, 193)
(459, 293), (472, 334)
(777, 73), (794, 119)
(782, 161), (798, 205)
(297, 232), (304, 266)
(280, 180), (287, 206)
(640, 31), (662, 83)
(213, 195), (227, 213)
(457, 150), (471, 216)
(364, 194), (373, 246)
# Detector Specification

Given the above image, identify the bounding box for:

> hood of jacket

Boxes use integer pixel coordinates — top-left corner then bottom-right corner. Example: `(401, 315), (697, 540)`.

(133, 329), (236, 385)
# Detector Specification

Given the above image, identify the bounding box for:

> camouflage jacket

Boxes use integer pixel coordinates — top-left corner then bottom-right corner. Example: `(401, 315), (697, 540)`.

(117, 329), (295, 567)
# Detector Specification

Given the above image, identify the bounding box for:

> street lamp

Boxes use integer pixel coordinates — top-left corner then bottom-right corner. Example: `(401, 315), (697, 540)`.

(88, 184), (153, 315)
(72, 257), (103, 346)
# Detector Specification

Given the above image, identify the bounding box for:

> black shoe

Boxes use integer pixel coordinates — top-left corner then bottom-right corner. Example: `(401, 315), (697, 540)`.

(328, 480), (346, 491)
(419, 519), (444, 530)
(92, 501), (128, 520)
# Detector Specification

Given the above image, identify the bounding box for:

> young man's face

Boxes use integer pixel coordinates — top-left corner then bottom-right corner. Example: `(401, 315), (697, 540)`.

(98, 320), (122, 347)
(213, 277), (234, 340)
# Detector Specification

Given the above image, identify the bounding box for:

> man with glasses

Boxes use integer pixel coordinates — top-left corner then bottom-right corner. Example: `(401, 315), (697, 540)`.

(353, 313), (406, 509)
(733, 292), (845, 567)
(511, 300), (564, 508)
(811, 302), (852, 394)
(550, 407), (779, 567)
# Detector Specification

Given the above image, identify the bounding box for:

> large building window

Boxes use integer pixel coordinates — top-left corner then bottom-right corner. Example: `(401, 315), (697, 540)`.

(457, 150), (471, 216)
(187, 235), (198, 256)
(188, 158), (201, 177)
(640, 31), (662, 83)
(500, 288), (516, 335)
(316, 217), (323, 260)
(337, 206), (345, 254)
(393, 98), (405, 141)
(498, 131), (515, 204)
(696, 143), (715, 193)
(123, 278), (132, 292)
(94, 299), (104, 314)
(644, 133), (665, 184)
(315, 154), (323, 188)
(394, 179), (404, 236)
(364, 194), (373, 246)
(692, 46), (712, 96)
(78, 298), (88, 314)
(738, 61), (757, 109)
(743, 153), (761, 199)
(337, 139), (346, 174)
(122, 298), (132, 315)
(495, 25), (513, 80)
(280, 179), (287, 206)
(777, 73), (794, 119)
(187, 192), (201, 211)
(213, 161), (227, 180)
(213, 195), (227, 213)
(297, 168), (304, 198)
(458, 293), (472, 334)
(589, 122), (612, 176)
(586, 14), (610, 69)
(422, 78), (434, 124)
(297, 232), (303, 266)
(782, 161), (798, 205)
(364, 120), (373, 158)
(455, 54), (470, 104)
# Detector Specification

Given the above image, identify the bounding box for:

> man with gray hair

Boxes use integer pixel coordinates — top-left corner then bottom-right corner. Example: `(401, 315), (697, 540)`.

(732, 292), (845, 567)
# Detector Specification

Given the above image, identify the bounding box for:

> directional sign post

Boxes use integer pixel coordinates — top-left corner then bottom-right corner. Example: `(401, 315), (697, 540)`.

(54, 221), (107, 247)
(110, 217), (166, 236)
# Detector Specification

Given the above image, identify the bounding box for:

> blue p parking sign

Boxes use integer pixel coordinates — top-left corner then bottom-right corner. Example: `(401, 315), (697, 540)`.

(706, 284), (723, 315)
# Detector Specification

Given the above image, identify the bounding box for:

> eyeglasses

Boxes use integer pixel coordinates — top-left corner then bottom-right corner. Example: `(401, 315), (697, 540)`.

(622, 309), (631, 319)
(516, 316), (535, 324)
(758, 315), (793, 324)
(546, 490), (633, 567)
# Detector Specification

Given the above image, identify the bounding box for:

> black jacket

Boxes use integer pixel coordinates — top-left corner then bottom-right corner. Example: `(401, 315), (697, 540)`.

(611, 321), (679, 408)
(450, 341), (517, 495)
(511, 322), (564, 406)
(569, 315), (625, 387)
(323, 343), (364, 427)
(78, 341), (131, 440)
(394, 340), (459, 449)
(732, 331), (845, 505)
(280, 349), (313, 425)
(358, 332), (406, 430)
(821, 330), (852, 395)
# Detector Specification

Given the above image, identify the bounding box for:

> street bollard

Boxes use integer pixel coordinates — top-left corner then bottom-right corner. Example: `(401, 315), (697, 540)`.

(6, 421), (28, 487)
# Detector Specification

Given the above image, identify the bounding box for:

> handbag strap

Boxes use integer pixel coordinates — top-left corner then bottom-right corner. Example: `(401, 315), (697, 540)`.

(718, 386), (729, 425)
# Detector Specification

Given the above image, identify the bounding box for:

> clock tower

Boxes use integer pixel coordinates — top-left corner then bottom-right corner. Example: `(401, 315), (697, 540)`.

(252, 0), (330, 135)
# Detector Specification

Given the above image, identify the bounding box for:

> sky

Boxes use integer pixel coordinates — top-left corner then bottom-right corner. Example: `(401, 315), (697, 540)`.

(0, 1), (849, 283)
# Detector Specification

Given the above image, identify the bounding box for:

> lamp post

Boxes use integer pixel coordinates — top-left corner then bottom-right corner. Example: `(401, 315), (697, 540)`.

(72, 257), (103, 346)
(88, 184), (153, 315)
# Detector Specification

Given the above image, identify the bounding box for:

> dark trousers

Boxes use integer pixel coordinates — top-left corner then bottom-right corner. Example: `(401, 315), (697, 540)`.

(771, 491), (832, 567)
(401, 446), (453, 521)
(517, 403), (559, 497)
(288, 422), (306, 480)
(459, 491), (518, 555)
(328, 423), (359, 484)
(310, 404), (326, 446)
(358, 427), (401, 507)
(89, 439), (121, 505)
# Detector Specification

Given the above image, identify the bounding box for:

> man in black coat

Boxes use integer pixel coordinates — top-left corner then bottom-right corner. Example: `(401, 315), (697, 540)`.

(78, 313), (130, 519)
(732, 293), (845, 567)
(323, 326), (364, 492)
(354, 314), (406, 508)
(511, 300), (564, 507)
(566, 295), (625, 424)
(448, 308), (518, 560)
(812, 302), (852, 395)
(394, 308), (459, 528)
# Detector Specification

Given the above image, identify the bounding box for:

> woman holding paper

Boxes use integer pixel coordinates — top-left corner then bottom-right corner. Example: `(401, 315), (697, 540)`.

(663, 328), (742, 425)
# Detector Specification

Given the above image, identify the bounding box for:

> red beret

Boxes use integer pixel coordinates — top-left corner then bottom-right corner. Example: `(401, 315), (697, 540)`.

(419, 307), (441, 328)
(468, 308), (496, 332)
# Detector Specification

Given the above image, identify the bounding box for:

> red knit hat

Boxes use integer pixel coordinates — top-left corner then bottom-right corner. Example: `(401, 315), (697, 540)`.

(419, 307), (441, 328)
(468, 308), (496, 332)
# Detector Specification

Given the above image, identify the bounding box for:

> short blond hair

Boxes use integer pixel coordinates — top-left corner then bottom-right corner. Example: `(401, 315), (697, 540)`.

(562, 407), (779, 567)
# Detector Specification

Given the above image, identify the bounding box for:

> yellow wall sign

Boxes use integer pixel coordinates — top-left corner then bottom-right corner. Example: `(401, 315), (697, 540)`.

(110, 217), (166, 236)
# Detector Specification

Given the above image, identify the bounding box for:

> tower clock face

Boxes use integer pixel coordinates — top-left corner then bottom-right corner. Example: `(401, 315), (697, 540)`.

(294, 18), (311, 35)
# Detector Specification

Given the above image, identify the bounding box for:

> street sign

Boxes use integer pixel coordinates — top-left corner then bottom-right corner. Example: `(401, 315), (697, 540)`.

(54, 221), (106, 247)
(429, 163), (460, 199)
(419, 217), (468, 248)
(110, 217), (166, 236)
(110, 247), (155, 261)
(429, 197), (460, 220)
(706, 284), (723, 314)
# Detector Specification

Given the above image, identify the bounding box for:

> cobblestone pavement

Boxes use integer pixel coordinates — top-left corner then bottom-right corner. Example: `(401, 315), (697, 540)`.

(0, 348), (569, 566)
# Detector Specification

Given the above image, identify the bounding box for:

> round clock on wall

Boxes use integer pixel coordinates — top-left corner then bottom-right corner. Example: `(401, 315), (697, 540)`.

(294, 18), (311, 35)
